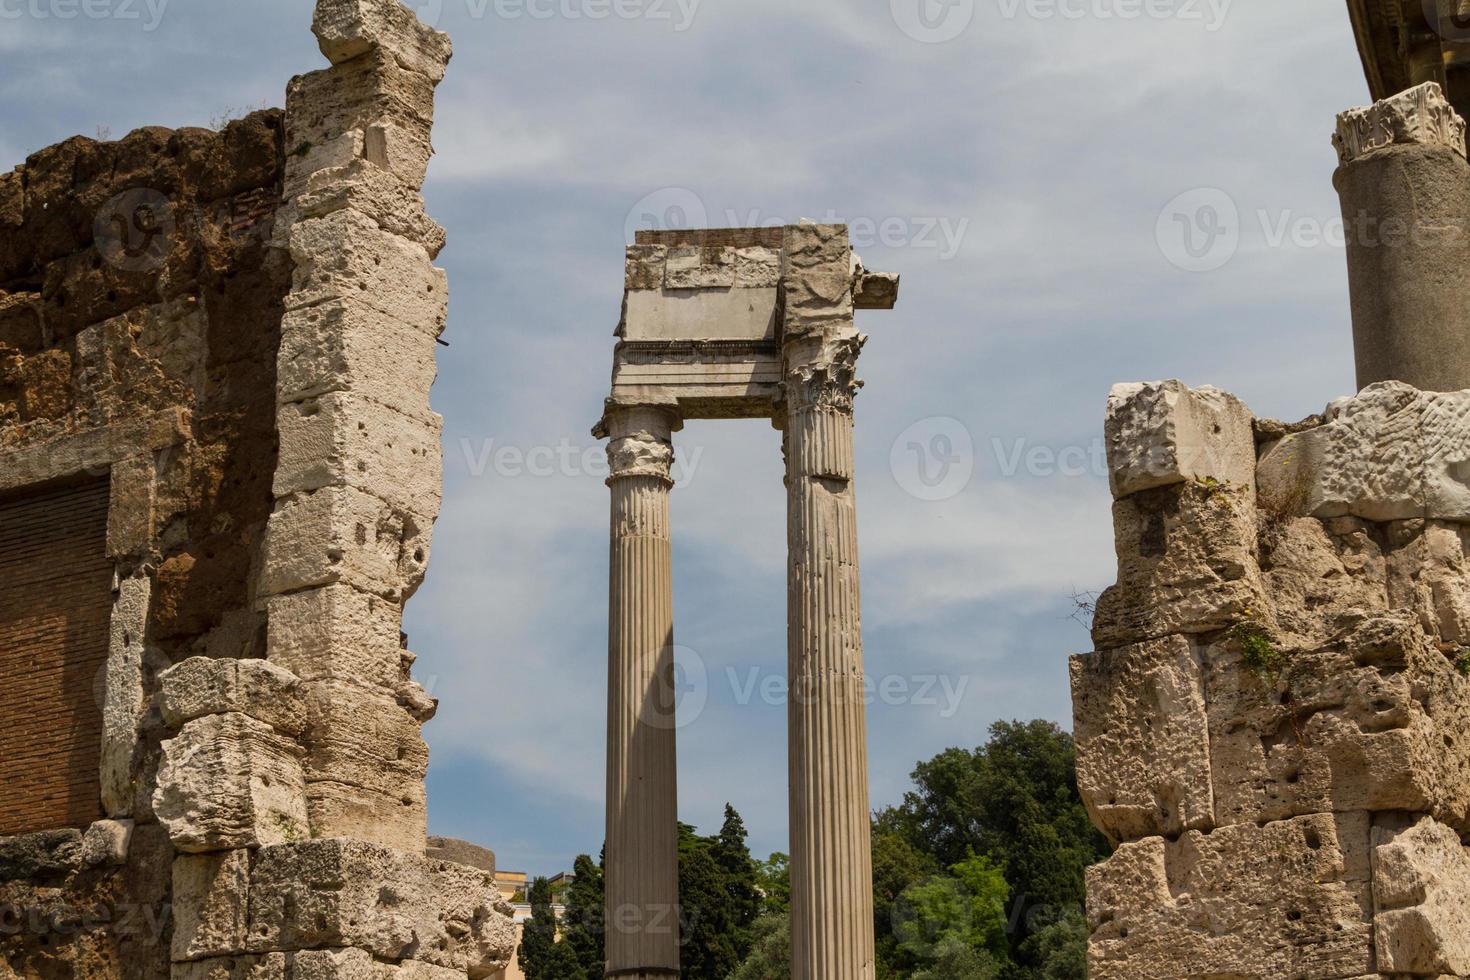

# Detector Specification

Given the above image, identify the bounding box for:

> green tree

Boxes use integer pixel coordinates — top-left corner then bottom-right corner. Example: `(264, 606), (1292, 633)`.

(872, 816), (940, 977)
(728, 914), (791, 980)
(712, 804), (764, 954)
(1023, 909), (1088, 980)
(519, 877), (560, 980)
(561, 854), (606, 979)
(911, 936), (1002, 980)
(756, 853), (790, 916)
(678, 823), (739, 980)
(889, 720), (1107, 976)
(538, 937), (588, 980)
(893, 854), (1010, 968)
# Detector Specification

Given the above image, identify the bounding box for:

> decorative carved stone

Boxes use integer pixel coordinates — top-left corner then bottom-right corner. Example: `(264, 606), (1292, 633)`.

(1335, 82), (1468, 165)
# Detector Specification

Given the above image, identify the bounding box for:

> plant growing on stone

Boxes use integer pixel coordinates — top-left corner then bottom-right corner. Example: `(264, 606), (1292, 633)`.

(1233, 623), (1286, 682)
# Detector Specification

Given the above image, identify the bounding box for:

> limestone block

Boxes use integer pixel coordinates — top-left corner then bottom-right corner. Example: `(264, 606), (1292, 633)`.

(1086, 813), (1375, 980)
(159, 657), (307, 737)
(172, 850), (250, 961)
(780, 223), (853, 330)
(267, 584), (406, 693)
(0, 829), (84, 878)
(0, 170), (21, 229)
(260, 485), (432, 602)
(275, 393), (443, 518)
(284, 49), (436, 170)
(664, 246), (735, 289)
(295, 159), (446, 257)
(286, 209), (446, 330)
(734, 246), (780, 288)
(1092, 480), (1263, 648)
(1205, 615), (1470, 832)
(106, 452), (156, 558)
(80, 819), (133, 867)
(172, 955), (287, 980)
(1424, 390), (1470, 520)
(1373, 816), (1470, 975)
(1258, 515), (1390, 652)
(624, 245), (665, 291)
(1104, 380), (1256, 499)
(278, 299), (439, 413)
(619, 286), (779, 342)
(292, 950), (462, 980)
(313, 0), (453, 82)
(425, 859), (519, 977)
(1070, 635), (1213, 845)
(300, 678), (428, 796)
(1258, 382), (1426, 521)
(306, 779), (427, 854)
(364, 120), (435, 193)
(102, 572), (151, 818)
(1385, 520), (1470, 648)
(245, 839), (512, 975)
(153, 713), (310, 853)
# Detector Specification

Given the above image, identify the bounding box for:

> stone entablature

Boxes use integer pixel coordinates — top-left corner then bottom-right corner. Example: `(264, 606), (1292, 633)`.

(0, 2), (514, 978)
(1075, 378), (1470, 979)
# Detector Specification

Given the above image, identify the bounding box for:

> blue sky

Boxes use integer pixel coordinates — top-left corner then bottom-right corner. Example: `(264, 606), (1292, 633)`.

(3, 0), (1371, 874)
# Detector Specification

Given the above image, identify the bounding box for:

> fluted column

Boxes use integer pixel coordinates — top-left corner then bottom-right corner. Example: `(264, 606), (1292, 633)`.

(602, 405), (681, 980)
(784, 338), (875, 977)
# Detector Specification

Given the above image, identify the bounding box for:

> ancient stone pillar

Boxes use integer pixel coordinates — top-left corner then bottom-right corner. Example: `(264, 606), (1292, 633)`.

(601, 405), (682, 980)
(780, 223), (877, 980)
(1334, 82), (1470, 392)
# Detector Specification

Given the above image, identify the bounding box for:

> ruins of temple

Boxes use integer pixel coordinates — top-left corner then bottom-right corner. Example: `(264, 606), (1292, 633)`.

(0, 1), (515, 977)
(1072, 12), (1470, 978)
(596, 227), (898, 980)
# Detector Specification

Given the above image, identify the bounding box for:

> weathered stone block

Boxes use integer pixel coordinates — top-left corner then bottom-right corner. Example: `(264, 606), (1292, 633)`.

(300, 679), (428, 796)
(306, 779), (427, 854)
(1373, 816), (1470, 975)
(172, 954), (288, 980)
(780, 224), (853, 329)
(1086, 813), (1375, 980)
(278, 298), (439, 414)
(0, 829), (83, 878)
(1104, 380), (1256, 499)
(1424, 389), (1470, 522)
(1257, 515), (1391, 651)
(260, 485), (432, 602)
(245, 839), (512, 976)
(664, 246), (735, 289)
(1205, 615), (1470, 832)
(275, 392), (443, 518)
(106, 452), (156, 558)
(734, 246), (780, 288)
(267, 584), (406, 692)
(1258, 382), (1427, 521)
(172, 849), (250, 961)
(1092, 480), (1263, 648)
(154, 713), (309, 853)
(295, 159), (446, 257)
(286, 209), (446, 330)
(313, 0), (453, 82)
(624, 245), (665, 291)
(292, 949), (462, 980)
(1071, 635), (1213, 845)
(81, 818), (133, 867)
(159, 657), (307, 737)
(103, 571), (151, 818)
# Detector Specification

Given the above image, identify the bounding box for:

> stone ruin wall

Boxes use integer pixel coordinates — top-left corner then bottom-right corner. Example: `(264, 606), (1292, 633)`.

(0, 2), (514, 978)
(1073, 379), (1470, 978)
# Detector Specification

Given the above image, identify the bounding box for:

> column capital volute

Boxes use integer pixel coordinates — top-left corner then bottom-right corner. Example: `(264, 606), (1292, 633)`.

(781, 334), (867, 415)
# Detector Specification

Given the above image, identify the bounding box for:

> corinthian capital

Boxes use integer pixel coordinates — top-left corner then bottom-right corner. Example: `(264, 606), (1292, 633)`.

(1334, 82), (1468, 165)
(785, 335), (867, 414)
(599, 405), (680, 485)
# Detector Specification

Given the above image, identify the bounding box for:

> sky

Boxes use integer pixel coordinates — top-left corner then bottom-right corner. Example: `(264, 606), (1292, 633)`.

(1, 0), (1374, 874)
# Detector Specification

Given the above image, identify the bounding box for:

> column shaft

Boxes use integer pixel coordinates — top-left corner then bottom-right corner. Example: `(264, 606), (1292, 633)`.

(604, 409), (681, 980)
(786, 376), (876, 980)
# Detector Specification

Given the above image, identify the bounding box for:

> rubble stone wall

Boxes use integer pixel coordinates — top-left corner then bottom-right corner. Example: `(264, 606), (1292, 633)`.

(1074, 379), (1470, 979)
(0, 2), (514, 979)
